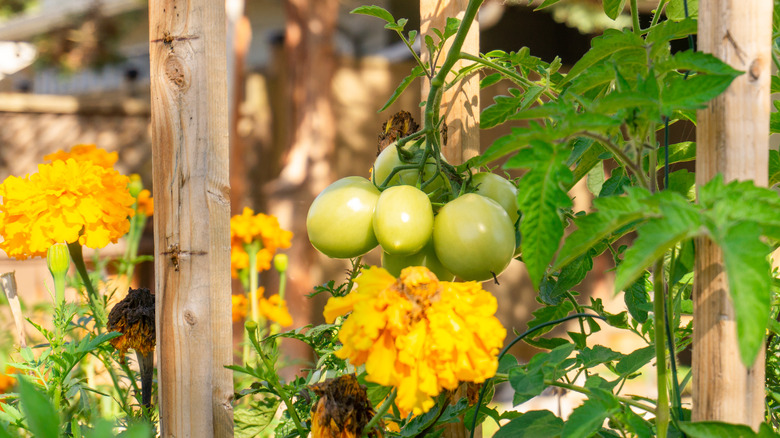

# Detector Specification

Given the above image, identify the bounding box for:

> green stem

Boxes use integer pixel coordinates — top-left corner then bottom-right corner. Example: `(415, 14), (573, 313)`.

(653, 259), (669, 438)
(423, 0), (484, 153)
(255, 338), (306, 437)
(245, 242), (261, 324)
(363, 389), (397, 437)
(67, 241), (105, 329)
(631, 0), (642, 35)
(458, 53), (556, 99)
(649, 0), (669, 27)
(397, 31), (431, 79)
(575, 131), (650, 189)
(547, 380), (657, 415)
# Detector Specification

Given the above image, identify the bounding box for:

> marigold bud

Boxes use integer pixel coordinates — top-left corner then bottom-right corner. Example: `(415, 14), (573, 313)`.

(127, 174), (144, 198)
(46, 243), (70, 278)
(274, 253), (288, 273)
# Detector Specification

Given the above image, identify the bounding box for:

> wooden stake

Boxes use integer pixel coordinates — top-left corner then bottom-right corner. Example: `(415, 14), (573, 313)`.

(421, 2), (480, 437)
(0, 272), (26, 348)
(694, 0), (771, 429)
(149, 1), (233, 436)
(421, 0), (480, 164)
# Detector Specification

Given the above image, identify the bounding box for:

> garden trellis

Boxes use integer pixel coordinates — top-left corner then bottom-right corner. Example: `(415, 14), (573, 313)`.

(145, 1), (774, 437)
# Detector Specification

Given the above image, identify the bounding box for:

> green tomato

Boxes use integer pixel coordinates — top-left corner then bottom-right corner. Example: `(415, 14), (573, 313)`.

(371, 142), (447, 195)
(373, 185), (433, 255)
(381, 238), (455, 281)
(433, 193), (515, 282)
(306, 176), (380, 259)
(471, 172), (519, 224)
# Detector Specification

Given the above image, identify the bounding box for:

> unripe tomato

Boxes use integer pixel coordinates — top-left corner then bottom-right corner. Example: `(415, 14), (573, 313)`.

(371, 142), (446, 195)
(433, 193), (515, 282)
(373, 185), (433, 255)
(471, 172), (519, 224)
(306, 176), (380, 259)
(381, 239), (455, 281)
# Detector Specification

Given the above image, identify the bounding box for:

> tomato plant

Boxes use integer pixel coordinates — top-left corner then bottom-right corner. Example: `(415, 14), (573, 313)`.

(381, 238), (454, 281)
(373, 185), (433, 255)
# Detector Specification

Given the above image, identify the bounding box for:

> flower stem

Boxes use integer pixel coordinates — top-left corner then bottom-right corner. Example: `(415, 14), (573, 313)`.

(363, 389), (397, 437)
(67, 241), (105, 328)
(631, 0), (642, 35)
(547, 380), (657, 414)
(653, 258), (669, 438)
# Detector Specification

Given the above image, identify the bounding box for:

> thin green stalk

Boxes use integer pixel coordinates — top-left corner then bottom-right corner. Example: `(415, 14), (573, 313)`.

(576, 131), (650, 189)
(653, 259), (669, 438)
(363, 389), (397, 437)
(244, 241), (261, 324)
(650, 0), (669, 27)
(396, 31), (431, 80)
(631, 0), (642, 35)
(547, 380), (657, 414)
(423, 0), (484, 153)
(458, 53), (556, 99)
(67, 241), (105, 328)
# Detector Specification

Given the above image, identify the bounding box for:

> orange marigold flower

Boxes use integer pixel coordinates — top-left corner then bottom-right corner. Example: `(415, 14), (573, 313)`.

(230, 207), (293, 278)
(44, 144), (118, 169)
(136, 189), (154, 216)
(258, 294), (293, 327)
(232, 294), (248, 322)
(0, 367), (15, 394)
(0, 159), (135, 259)
(324, 266), (506, 416)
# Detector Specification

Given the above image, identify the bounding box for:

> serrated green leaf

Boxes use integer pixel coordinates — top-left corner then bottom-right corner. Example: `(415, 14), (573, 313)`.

(17, 378), (58, 438)
(770, 149), (780, 187)
(667, 169), (696, 201)
(646, 141), (696, 170)
(527, 301), (575, 339)
(513, 141), (573, 287)
(494, 410), (564, 438)
(444, 17), (461, 39)
(624, 272), (651, 323)
(599, 167), (632, 197)
(480, 72), (502, 88)
(560, 29), (644, 86)
(678, 421), (759, 438)
(666, 0), (699, 21)
(577, 345), (624, 368)
(602, 0), (628, 20)
(661, 74), (738, 115)
(509, 367), (546, 405)
(657, 50), (742, 77)
(615, 346), (655, 375)
(535, 0), (565, 10)
(714, 221), (772, 365)
(350, 5), (394, 23)
(560, 389), (620, 438)
(614, 199), (702, 293)
(554, 187), (652, 270)
(586, 162), (605, 195)
(646, 19), (697, 59)
(379, 65), (425, 112)
(234, 398), (281, 437)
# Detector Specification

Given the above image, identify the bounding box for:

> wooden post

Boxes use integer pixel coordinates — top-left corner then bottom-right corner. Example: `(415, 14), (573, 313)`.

(694, 0), (771, 429)
(421, 2), (480, 437)
(421, 0), (480, 164)
(149, 1), (234, 436)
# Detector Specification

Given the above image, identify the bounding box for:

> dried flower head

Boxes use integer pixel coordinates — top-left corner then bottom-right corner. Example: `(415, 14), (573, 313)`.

(107, 287), (156, 358)
(0, 158), (134, 259)
(310, 374), (381, 438)
(44, 144), (118, 169)
(323, 266), (506, 416)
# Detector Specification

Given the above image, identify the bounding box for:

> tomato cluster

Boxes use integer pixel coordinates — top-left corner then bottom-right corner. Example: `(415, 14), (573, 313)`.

(306, 142), (519, 282)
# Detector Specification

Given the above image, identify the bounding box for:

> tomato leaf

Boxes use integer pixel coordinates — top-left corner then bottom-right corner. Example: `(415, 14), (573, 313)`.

(510, 141), (573, 288)
(614, 196), (702, 294)
(350, 5), (395, 23)
(560, 29), (645, 86)
(645, 19), (697, 59)
(661, 73), (739, 115)
(624, 271), (651, 323)
(710, 221), (772, 366)
(493, 410), (564, 438)
(508, 367), (546, 405)
(769, 149), (780, 187)
(378, 65), (425, 112)
(666, 0), (699, 21)
(602, 0), (628, 20)
(678, 421), (760, 438)
(534, 0), (565, 10)
(561, 388), (620, 438)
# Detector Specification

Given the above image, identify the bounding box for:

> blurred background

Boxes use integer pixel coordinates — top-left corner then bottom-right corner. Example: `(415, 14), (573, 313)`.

(0, 0), (677, 410)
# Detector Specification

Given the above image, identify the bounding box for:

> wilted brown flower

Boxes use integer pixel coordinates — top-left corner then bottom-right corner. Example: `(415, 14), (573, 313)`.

(310, 374), (382, 438)
(107, 287), (155, 357)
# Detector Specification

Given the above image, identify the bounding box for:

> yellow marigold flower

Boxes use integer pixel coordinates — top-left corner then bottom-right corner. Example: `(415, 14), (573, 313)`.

(44, 144), (118, 169)
(232, 294), (248, 322)
(136, 189), (154, 216)
(230, 207), (293, 277)
(0, 159), (135, 259)
(258, 293), (293, 327)
(324, 266), (506, 416)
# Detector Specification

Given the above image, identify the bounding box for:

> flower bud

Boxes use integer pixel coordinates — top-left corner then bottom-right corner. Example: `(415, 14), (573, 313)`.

(47, 243), (70, 278)
(274, 253), (288, 273)
(127, 174), (144, 198)
(245, 320), (258, 332)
